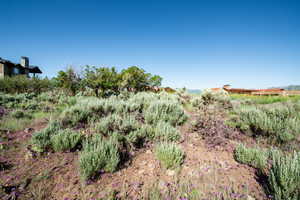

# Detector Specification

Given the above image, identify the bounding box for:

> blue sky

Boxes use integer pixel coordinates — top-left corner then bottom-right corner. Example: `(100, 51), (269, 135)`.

(0, 0), (299, 89)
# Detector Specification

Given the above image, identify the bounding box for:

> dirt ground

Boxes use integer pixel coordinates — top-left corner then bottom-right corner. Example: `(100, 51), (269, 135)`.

(0, 110), (268, 200)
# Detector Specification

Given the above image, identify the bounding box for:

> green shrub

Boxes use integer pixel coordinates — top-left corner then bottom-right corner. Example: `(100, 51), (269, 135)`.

(60, 103), (94, 126)
(234, 144), (268, 170)
(50, 129), (81, 152)
(191, 89), (231, 109)
(268, 150), (300, 200)
(11, 110), (26, 119)
(233, 103), (300, 143)
(96, 114), (140, 135)
(79, 135), (120, 180)
(153, 121), (181, 142)
(31, 121), (62, 152)
(155, 143), (184, 169)
(144, 101), (187, 126)
(0, 75), (53, 94)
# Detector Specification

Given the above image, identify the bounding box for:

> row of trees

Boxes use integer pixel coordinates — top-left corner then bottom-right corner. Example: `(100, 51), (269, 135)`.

(0, 66), (162, 96)
(0, 75), (53, 94)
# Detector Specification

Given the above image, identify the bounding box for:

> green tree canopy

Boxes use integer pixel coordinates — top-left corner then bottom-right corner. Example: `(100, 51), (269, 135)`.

(82, 66), (119, 97)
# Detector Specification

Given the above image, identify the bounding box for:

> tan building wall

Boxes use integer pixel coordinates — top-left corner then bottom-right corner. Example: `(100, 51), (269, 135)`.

(0, 63), (4, 78)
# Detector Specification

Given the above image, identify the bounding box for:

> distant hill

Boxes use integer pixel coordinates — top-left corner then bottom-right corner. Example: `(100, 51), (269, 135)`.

(270, 85), (300, 91)
(187, 89), (202, 94)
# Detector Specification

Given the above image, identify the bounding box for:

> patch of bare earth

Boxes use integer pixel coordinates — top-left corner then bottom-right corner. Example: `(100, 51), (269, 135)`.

(1, 110), (267, 200)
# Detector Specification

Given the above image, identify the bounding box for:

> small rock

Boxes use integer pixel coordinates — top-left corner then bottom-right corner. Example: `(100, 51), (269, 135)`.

(24, 128), (34, 134)
(247, 195), (255, 200)
(146, 150), (151, 154)
(138, 170), (145, 175)
(166, 169), (175, 176)
(158, 180), (167, 190)
(149, 164), (155, 169)
(141, 161), (147, 166)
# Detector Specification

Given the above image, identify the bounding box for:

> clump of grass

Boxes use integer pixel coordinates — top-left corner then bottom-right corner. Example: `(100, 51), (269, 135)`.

(0, 117), (33, 132)
(234, 144), (268, 171)
(79, 134), (120, 180)
(155, 143), (184, 169)
(268, 150), (300, 200)
(50, 129), (82, 152)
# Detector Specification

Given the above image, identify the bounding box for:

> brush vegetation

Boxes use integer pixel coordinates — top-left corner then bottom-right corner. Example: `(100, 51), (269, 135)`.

(154, 143), (185, 169)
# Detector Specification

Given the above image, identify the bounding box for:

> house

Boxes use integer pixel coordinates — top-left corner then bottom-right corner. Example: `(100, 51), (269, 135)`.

(212, 85), (286, 95)
(0, 56), (42, 78)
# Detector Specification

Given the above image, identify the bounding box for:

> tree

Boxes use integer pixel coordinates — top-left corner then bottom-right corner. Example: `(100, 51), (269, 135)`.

(149, 75), (162, 87)
(55, 67), (81, 95)
(82, 66), (119, 97)
(119, 66), (162, 92)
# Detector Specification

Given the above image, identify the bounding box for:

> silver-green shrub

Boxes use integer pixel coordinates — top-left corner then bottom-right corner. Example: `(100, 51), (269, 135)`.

(153, 121), (181, 142)
(234, 144), (268, 170)
(191, 89), (230, 109)
(79, 134), (120, 180)
(50, 129), (81, 152)
(144, 101), (187, 126)
(31, 121), (62, 152)
(234, 103), (300, 143)
(268, 150), (300, 200)
(155, 143), (184, 169)
(96, 113), (140, 135)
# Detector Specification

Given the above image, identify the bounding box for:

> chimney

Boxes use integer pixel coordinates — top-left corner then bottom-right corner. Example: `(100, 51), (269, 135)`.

(20, 56), (29, 67)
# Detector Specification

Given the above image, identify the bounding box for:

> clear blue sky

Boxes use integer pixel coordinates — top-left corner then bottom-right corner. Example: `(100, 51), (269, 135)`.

(1, 0), (299, 89)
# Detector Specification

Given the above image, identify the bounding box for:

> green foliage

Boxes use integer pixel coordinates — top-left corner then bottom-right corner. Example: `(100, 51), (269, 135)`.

(31, 121), (62, 151)
(230, 94), (300, 105)
(55, 67), (81, 95)
(96, 113), (140, 135)
(144, 101), (187, 126)
(153, 121), (181, 142)
(232, 103), (300, 143)
(0, 117), (33, 132)
(50, 129), (81, 152)
(145, 182), (201, 200)
(11, 110), (27, 119)
(119, 66), (162, 92)
(191, 89), (231, 109)
(155, 143), (184, 169)
(79, 135), (120, 180)
(82, 66), (119, 97)
(0, 75), (53, 94)
(234, 144), (268, 170)
(268, 150), (300, 200)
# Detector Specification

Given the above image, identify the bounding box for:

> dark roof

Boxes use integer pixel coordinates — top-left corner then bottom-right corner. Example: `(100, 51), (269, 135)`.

(0, 57), (42, 74)
(28, 66), (42, 73)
